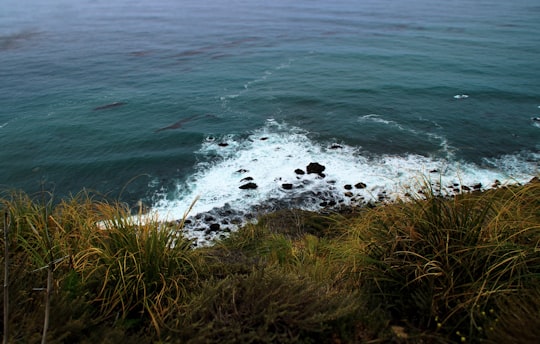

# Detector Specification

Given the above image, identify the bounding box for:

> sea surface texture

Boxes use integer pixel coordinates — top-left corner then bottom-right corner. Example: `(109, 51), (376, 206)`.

(1, 0), (539, 244)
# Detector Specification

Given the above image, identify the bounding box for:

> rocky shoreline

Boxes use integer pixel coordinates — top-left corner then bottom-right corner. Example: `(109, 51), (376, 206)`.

(167, 161), (517, 246)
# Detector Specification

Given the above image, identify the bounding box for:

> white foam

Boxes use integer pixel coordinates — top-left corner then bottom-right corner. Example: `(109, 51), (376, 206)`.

(150, 119), (536, 246)
(454, 94), (469, 99)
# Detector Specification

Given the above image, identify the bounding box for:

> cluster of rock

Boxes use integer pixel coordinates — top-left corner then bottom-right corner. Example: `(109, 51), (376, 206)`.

(173, 160), (521, 246)
(176, 162), (377, 245)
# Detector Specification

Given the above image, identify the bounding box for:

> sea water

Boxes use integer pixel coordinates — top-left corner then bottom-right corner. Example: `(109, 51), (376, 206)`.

(1, 0), (538, 245)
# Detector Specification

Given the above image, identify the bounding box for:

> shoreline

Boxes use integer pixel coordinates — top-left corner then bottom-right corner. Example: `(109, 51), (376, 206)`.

(162, 172), (539, 246)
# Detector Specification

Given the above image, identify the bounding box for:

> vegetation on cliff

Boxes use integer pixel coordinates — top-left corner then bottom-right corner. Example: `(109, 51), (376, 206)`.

(1, 178), (539, 343)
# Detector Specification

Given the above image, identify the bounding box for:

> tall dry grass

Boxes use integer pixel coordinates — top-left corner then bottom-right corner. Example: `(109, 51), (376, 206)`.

(1, 178), (538, 343)
(338, 180), (540, 341)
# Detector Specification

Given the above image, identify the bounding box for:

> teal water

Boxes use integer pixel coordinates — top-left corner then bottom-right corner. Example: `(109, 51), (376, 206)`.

(1, 0), (539, 242)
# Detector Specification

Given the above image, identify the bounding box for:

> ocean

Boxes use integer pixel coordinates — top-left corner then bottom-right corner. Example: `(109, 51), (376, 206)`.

(1, 0), (539, 245)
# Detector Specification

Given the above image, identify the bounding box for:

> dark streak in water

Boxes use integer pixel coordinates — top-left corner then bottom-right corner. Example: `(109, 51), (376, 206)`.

(0, 30), (40, 51)
(155, 114), (215, 133)
(155, 115), (200, 133)
(93, 102), (126, 111)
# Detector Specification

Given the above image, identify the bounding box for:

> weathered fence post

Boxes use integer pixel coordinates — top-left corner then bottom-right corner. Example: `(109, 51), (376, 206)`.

(3, 211), (10, 344)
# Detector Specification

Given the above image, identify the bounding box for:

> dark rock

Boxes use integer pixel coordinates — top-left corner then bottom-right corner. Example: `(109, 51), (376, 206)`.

(282, 183), (293, 190)
(218, 142), (229, 147)
(205, 215), (215, 222)
(320, 201), (328, 207)
(306, 162), (326, 175)
(344, 184), (353, 190)
(492, 180), (501, 187)
(329, 144), (343, 149)
(430, 169), (439, 173)
(239, 182), (258, 190)
(209, 223), (220, 231)
(473, 183), (482, 190)
(461, 185), (471, 191)
(328, 200), (337, 206)
(344, 192), (353, 197)
(354, 182), (367, 189)
(260, 137), (269, 141)
(241, 176), (254, 182)
(318, 173), (326, 178)
(236, 169), (248, 173)
(295, 168), (305, 175)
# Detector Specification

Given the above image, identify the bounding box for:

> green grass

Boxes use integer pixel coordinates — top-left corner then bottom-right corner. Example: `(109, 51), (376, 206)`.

(1, 178), (539, 343)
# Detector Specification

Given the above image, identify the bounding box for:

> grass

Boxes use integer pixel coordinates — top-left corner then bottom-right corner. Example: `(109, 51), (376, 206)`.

(1, 177), (539, 343)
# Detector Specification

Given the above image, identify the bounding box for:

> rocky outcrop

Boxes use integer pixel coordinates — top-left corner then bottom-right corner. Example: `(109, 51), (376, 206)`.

(239, 182), (258, 190)
(282, 183), (294, 190)
(306, 162), (325, 177)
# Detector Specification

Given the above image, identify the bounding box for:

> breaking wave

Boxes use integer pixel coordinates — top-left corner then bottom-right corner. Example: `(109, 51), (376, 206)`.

(149, 119), (537, 246)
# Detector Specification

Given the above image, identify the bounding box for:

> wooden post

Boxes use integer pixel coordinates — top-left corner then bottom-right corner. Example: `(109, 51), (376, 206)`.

(41, 262), (52, 344)
(3, 211), (9, 344)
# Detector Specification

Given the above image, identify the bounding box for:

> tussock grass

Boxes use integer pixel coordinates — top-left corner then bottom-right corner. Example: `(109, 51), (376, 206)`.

(74, 204), (201, 334)
(338, 180), (540, 341)
(1, 178), (539, 343)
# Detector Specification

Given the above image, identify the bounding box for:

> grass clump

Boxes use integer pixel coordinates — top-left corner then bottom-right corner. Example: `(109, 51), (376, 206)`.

(165, 268), (361, 343)
(343, 180), (540, 341)
(74, 203), (201, 334)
